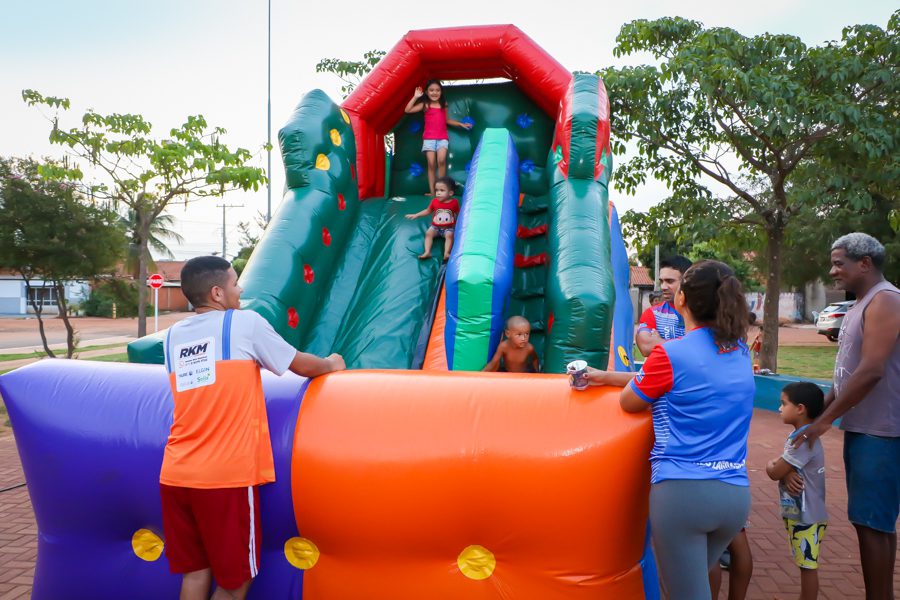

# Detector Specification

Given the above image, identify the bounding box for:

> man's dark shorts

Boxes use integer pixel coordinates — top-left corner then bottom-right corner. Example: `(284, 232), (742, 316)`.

(844, 431), (900, 533)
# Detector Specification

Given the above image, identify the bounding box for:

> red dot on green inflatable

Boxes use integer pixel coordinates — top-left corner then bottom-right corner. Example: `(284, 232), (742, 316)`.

(287, 307), (299, 329)
(322, 227), (331, 246)
(303, 264), (314, 284)
(548, 312), (555, 333)
(337, 193), (346, 210)
(350, 164), (356, 179)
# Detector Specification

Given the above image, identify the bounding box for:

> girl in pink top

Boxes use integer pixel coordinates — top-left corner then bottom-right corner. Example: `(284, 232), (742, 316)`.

(404, 79), (473, 196)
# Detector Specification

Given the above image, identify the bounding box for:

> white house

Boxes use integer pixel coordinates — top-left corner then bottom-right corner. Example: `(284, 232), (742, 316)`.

(0, 271), (90, 316)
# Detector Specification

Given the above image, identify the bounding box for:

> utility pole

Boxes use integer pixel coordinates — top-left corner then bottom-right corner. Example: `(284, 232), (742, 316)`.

(654, 243), (660, 290)
(266, 0), (272, 224)
(217, 203), (243, 260)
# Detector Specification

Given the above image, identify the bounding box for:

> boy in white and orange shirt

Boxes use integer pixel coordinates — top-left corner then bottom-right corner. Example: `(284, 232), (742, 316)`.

(160, 256), (344, 600)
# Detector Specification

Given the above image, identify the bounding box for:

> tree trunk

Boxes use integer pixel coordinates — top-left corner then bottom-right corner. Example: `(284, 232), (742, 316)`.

(23, 277), (55, 359)
(54, 281), (77, 358)
(136, 216), (151, 338)
(759, 224), (784, 372)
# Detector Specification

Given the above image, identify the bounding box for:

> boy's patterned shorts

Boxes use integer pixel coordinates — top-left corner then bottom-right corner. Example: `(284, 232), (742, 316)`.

(783, 519), (827, 569)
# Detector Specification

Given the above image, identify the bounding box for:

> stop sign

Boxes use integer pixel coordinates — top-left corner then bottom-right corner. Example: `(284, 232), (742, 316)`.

(148, 273), (165, 289)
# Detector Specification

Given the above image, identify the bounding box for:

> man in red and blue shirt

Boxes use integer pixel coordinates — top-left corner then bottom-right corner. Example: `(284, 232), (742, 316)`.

(636, 256), (692, 357)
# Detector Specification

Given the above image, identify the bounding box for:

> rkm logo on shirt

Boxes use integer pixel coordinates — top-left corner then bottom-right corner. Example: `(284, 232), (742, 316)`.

(180, 342), (210, 358)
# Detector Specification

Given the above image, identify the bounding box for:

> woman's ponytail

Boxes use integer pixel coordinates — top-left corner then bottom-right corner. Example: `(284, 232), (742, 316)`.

(713, 275), (749, 349)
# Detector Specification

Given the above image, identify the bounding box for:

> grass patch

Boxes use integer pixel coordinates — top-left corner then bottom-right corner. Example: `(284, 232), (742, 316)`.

(775, 346), (837, 380)
(84, 353), (130, 363)
(635, 342), (834, 380)
(0, 342), (126, 362)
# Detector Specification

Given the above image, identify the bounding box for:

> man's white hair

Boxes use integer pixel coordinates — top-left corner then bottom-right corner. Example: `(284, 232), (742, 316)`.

(831, 232), (885, 268)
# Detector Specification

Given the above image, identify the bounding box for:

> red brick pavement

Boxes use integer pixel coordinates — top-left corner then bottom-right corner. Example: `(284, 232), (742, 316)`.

(0, 433), (36, 600)
(723, 409), (900, 599)
(0, 413), (896, 599)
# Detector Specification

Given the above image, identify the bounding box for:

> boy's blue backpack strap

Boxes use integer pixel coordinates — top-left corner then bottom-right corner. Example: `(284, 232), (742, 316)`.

(165, 328), (173, 373)
(222, 309), (234, 361)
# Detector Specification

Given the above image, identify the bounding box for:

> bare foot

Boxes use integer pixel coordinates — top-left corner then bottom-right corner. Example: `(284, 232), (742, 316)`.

(443, 255), (450, 262)
(418, 253), (430, 260)
(425, 191), (433, 197)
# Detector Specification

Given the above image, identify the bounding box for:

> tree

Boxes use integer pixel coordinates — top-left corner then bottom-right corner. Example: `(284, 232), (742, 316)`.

(601, 12), (899, 370)
(316, 50), (395, 150)
(120, 208), (184, 279)
(316, 50), (386, 99)
(0, 157), (125, 357)
(23, 90), (268, 337)
(622, 172), (898, 293)
(620, 192), (763, 291)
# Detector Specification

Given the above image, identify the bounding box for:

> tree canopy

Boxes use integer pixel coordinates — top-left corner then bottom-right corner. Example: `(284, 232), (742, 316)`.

(0, 156), (125, 357)
(602, 10), (899, 369)
(316, 50), (386, 99)
(23, 90), (269, 336)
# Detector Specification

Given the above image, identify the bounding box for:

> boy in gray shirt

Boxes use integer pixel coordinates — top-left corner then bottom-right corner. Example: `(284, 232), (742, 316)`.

(766, 382), (828, 600)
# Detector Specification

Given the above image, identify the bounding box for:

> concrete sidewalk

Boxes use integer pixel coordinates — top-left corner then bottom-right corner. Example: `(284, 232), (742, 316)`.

(0, 410), (896, 598)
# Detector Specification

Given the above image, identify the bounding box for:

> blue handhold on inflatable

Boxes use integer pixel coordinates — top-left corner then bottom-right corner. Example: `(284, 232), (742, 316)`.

(516, 113), (533, 129)
(408, 120), (422, 133)
(464, 161), (472, 172)
(520, 159), (535, 174)
(409, 163), (424, 177)
(461, 116), (475, 128)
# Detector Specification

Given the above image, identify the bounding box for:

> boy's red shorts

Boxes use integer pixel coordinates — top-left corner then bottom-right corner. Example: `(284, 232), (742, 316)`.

(160, 484), (262, 590)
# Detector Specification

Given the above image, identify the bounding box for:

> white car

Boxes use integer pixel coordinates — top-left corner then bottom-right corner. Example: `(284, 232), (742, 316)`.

(815, 301), (855, 342)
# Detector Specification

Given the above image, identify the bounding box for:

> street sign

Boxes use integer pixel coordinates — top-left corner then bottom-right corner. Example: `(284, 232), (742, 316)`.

(148, 273), (164, 333)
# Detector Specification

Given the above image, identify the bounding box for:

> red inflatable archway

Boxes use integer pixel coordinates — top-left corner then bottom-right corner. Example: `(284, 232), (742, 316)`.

(342, 25), (573, 199)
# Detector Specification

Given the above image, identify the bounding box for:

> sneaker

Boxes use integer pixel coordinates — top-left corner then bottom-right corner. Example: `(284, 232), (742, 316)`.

(719, 548), (731, 570)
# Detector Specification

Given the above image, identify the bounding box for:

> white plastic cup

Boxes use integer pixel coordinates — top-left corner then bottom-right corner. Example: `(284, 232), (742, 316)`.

(567, 360), (589, 391)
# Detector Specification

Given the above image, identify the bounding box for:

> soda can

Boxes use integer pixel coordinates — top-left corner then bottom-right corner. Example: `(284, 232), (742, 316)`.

(567, 360), (589, 391)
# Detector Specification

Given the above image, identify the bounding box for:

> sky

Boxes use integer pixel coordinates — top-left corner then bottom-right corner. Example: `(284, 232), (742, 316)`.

(1, 0), (895, 261)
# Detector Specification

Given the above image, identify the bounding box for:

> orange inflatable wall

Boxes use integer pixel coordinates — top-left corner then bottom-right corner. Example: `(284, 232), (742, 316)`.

(291, 370), (652, 599)
(422, 285), (449, 371)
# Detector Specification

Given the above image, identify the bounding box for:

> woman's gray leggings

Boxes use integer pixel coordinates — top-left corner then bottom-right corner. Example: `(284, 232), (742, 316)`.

(650, 479), (751, 600)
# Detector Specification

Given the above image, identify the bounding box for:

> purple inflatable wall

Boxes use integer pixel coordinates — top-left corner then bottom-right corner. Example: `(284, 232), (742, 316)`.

(0, 360), (309, 599)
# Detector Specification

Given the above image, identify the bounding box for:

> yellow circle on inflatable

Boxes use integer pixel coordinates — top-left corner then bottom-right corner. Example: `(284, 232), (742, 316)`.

(340, 109), (350, 124)
(284, 536), (320, 570)
(457, 544), (496, 580)
(315, 154), (330, 170)
(617, 345), (630, 367)
(330, 129), (342, 146)
(131, 528), (164, 562)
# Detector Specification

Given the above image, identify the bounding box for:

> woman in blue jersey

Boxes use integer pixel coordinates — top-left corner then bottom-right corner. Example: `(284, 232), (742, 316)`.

(587, 260), (754, 599)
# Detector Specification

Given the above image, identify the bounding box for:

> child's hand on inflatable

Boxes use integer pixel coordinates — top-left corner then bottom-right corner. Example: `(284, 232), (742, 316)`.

(405, 214), (418, 220)
(462, 122), (473, 130)
(413, 87), (424, 98)
(326, 353), (346, 372)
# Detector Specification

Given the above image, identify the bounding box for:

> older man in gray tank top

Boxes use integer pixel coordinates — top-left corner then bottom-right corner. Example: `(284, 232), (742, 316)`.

(798, 232), (899, 599)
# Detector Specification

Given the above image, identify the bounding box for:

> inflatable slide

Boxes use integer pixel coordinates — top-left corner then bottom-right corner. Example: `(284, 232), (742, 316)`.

(0, 25), (654, 599)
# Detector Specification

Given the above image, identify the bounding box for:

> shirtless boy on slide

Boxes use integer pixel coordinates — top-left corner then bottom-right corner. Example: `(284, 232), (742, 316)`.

(483, 316), (540, 373)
